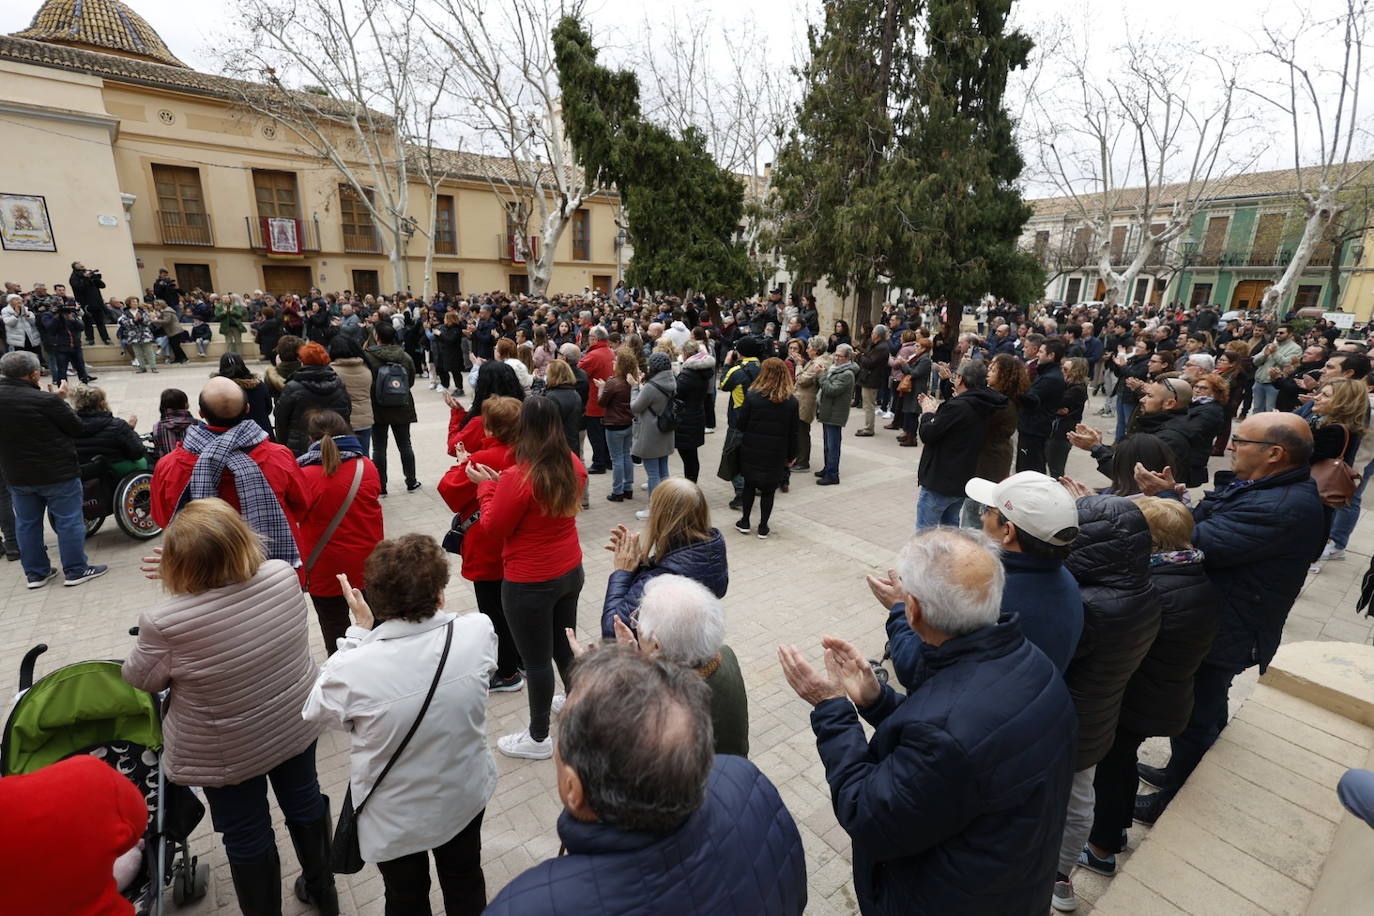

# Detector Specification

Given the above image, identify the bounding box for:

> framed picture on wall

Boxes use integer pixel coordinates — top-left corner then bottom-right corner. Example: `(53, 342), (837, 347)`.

(0, 193), (56, 252)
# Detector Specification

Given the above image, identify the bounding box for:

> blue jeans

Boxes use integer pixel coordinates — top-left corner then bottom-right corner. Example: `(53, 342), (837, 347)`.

(9, 477), (88, 579)
(201, 742), (326, 864)
(821, 424), (842, 480)
(52, 348), (90, 384)
(1338, 770), (1374, 829)
(606, 426), (634, 495)
(916, 488), (964, 530)
(1114, 395), (1135, 441)
(642, 455), (669, 495)
(1329, 455), (1374, 549)
(1251, 382), (1279, 414)
(353, 426), (373, 457)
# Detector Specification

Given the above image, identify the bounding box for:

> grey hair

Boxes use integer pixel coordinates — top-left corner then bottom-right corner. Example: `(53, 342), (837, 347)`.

(69, 385), (108, 412)
(680, 340), (701, 357)
(1, 350), (39, 378)
(559, 342), (582, 362)
(873, 324), (890, 340)
(895, 528), (1004, 637)
(590, 326), (609, 342)
(579, 310), (592, 321)
(808, 336), (828, 355)
(5, 293), (21, 306)
(559, 645), (714, 833)
(835, 343), (854, 359)
(957, 359), (988, 389)
(637, 575), (725, 668)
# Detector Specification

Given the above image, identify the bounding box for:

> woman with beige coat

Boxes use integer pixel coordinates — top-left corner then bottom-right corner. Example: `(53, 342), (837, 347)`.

(792, 336), (832, 473)
(124, 498), (336, 916)
(329, 335), (376, 456)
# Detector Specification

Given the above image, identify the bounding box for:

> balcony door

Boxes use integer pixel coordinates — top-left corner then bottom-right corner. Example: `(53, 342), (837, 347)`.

(152, 164), (211, 245)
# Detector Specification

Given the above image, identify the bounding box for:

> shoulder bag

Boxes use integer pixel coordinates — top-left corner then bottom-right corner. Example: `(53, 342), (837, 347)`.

(303, 459), (365, 591)
(332, 618), (454, 873)
(1311, 425), (1361, 508)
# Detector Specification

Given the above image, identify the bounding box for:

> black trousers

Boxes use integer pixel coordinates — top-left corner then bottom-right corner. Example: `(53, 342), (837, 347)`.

(679, 446), (700, 482)
(373, 421), (417, 490)
(503, 566), (584, 741)
(1089, 726), (1147, 853)
(1160, 663), (1242, 794)
(472, 578), (523, 678)
(585, 416), (610, 470)
(84, 308), (110, 344)
(309, 593), (352, 655)
(740, 482), (776, 528)
(376, 809), (486, 916)
(1016, 435), (1047, 474)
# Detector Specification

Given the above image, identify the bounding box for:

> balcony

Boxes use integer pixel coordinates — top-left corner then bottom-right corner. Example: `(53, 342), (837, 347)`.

(246, 216), (320, 253)
(156, 210), (213, 246)
(343, 229), (383, 254)
(498, 233), (540, 263)
(435, 237), (457, 255)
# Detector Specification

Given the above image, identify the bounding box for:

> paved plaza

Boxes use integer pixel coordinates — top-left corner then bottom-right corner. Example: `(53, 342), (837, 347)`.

(5, 359), (1372, 915)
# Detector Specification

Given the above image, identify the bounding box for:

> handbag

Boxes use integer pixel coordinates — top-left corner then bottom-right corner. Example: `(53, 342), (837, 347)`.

(896, 374), (914, 396)
(303, 459), (365, 592)
(716, 433), (740, 481)
(332, 619), (453, 873)
(1310, 425), (1361, 508)
(441, 509), (481, 554)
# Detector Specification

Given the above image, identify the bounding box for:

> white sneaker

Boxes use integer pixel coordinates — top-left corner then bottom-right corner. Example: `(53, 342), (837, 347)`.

(497, 729), (552, 760)
(1321, 542), (1346, 562)
(704, 427), (715, 433)
(635, 509), (650, 521)
(551, 694), (566, 715)
(641, 482), (648, 490)
(429, 382), (440, 390)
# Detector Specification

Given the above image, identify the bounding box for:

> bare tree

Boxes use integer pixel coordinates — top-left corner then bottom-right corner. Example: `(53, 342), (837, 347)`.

(1029, 33), (1254, 307)
(1249, 0), (1373, 317)
(422, 0), (598, 296)
(224, 0), (434, 293)
(404, 53), (462, 299)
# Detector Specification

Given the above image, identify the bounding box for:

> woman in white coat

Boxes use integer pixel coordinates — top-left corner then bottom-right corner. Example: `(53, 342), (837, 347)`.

(303, 533), (497, 916)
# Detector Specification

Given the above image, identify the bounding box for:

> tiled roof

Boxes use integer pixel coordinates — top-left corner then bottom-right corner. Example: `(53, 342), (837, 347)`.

(12, 0), (186, 68)
(1028, 160), (1374, 219)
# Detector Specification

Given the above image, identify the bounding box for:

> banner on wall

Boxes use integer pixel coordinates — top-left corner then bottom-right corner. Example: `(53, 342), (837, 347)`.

(263, 217), (302, 255)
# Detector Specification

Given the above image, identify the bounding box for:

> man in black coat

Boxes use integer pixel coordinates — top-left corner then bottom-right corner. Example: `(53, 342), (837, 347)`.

(152, 268), (182, 311)
(914, 360), (1006, 529)
(1134, 413), (1324, 823)
(0, 351), (106, 588)
(69, 261), (109, 345)
(1017, 338), (1067, 473)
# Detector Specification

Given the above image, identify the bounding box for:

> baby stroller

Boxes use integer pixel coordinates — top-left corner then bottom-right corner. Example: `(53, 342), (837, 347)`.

(1, 644), (208, 914)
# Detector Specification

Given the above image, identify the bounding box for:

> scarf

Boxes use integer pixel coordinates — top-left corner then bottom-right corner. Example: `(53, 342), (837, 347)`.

(1150, 547), (1205, 567)
(297, 435), (366, 468)
(179, 420), (300, 564)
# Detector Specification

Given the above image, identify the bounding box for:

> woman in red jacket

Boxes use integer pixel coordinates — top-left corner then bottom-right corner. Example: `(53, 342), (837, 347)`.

(470, 396), (586, 761)
(437, 395), (524, 691)
(445, 361), (524, 457)
(296, 410), (384, 653)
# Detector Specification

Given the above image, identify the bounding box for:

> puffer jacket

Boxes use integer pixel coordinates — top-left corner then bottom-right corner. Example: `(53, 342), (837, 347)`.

(1063, 495), (1162, 771)
(816, 361), (858, 426)
(0, 376), (82, 486)
(917, 387), (1007, 496)
(1118, 552), (1220, 737)
(117, 310), (157, 344)
(485, 755), (807, 916)
(331, 356), (376, 430)
(1183, 399), (1226, 486)
(601, 529), (729, 635)
(737, 391), (800, 488)
(74, 410), (146, 465)
(631, 368), (677, 459)
(2, 303), (42, 348)
(122, 560), (323, 787)
(1193, 465), (1325, 672)
(812, 615), (1076, 915)
(274, 364), (352, 455)
(795, 355), (831, 424)
(674, 353), (714, 449)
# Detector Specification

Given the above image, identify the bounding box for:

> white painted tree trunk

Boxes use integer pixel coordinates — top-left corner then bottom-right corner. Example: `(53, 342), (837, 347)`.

(1260, 191), (1344, 319)
(421, 185), (439, 300)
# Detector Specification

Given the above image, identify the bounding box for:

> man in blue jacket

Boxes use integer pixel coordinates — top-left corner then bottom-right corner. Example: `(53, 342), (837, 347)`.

(486, 646), (807, 915)
(781, 528), (1077, 915)
(1134, 412), (1325, 822)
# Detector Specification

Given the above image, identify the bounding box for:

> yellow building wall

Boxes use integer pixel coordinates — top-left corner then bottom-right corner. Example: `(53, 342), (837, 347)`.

(0, 61), (141, 297)
(1338, 228), (1374, 322)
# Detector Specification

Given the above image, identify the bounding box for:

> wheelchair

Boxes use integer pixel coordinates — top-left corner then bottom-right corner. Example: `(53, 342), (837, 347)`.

(81, 436), (162, 540)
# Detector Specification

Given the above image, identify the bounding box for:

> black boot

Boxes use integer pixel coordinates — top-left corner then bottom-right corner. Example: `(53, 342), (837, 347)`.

(286, 800), (340, 916)
(228, 847), (282, 916)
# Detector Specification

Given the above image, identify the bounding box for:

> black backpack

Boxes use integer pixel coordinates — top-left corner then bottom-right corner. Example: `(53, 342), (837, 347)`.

(647, 379), (679, 433)
(374, 361), (410, 408)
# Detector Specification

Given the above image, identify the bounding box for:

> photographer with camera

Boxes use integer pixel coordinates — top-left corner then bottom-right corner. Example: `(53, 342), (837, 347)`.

(69, 261), (110, 345)
(153, 268), (183, 311)
(40, 289), (95, 385)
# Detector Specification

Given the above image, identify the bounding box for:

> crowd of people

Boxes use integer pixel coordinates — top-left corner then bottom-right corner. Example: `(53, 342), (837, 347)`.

(1, 280), (1370, 915)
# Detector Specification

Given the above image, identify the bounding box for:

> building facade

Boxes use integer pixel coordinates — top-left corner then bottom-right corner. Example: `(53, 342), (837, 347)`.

(1022, 164), (1374, 320)
(0, 0), (620, 300)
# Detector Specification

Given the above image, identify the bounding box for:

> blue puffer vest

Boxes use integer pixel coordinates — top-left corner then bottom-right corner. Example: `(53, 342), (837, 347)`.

(601, 529), (728, 636)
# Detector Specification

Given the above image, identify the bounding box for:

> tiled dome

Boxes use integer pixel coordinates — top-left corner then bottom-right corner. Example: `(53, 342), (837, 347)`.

(12, 0), (187, 68)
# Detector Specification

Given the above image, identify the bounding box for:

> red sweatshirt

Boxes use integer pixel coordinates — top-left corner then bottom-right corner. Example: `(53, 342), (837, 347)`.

(437, 441), (516, 581)
(296, 456), (384, 595)
(447, 407), (488, 457)
(476, 453), (586, 582)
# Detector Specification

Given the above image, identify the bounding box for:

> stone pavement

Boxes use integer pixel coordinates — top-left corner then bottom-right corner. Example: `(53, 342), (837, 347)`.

(4, 359), (1372, 914)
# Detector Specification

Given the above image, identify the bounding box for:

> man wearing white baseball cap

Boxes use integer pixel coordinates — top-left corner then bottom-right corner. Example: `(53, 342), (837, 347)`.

(884, 471), (1085, 689)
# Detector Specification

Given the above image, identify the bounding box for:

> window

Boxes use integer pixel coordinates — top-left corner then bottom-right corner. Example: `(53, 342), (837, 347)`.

(152, 164), (211, 245)
(437, 272), (461, 296)
(174, 263), (212, 294)
(591, 274), (612, 293)
(253, 170), (300, 219)
(1070, 227), (1092, 264)
(1109, 225), (1128, 264)
(1033, 230), (1050, 262)
(339, 185), (379, 253)
(1199, 215), (1229, 266)
(1189, 283), (1214, 306)
(352, 270), (380, 297)
(1146, 223), (1166, 265)
(1133, 277), (1149, 305)
(1065, 277), (1082, 305)
(1249, 212), (1285, 266)
(1295, 284), (1323, 310)
(509, 273), (530, 295)
(572, 208), (590, 260)
(435, 194), (456, 255)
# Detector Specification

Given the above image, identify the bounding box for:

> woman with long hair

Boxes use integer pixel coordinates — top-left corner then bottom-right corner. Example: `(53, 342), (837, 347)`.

(959, 352), (1031, 527)
(124, 499), (334, 914)
(1047, 357), (1090, 479)
(674, 340), (715, 483)
(827, 320), (851, 355)
(296, 410), (384, 653)
(439, 395), (525, 691)
(598, 347), (640, 502)
(447, 361), (524, 457)
(734, 357), (800, 539)
(470, 397), (586, 759)
(1309, 376), (1367, 545)
(600, 477), (727, 636)
(892, 333), (933, 444)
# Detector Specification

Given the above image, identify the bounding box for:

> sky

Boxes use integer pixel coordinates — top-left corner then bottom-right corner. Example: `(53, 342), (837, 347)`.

(1, 0), (1358, 196)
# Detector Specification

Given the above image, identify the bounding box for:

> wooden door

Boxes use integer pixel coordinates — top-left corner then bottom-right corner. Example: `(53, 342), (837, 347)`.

(1230, 280), (1269, 312)
(262, 265), (312, 298)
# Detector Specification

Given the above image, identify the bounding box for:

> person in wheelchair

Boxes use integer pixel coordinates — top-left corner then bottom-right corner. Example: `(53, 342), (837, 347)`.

(71, 385), (148, 473)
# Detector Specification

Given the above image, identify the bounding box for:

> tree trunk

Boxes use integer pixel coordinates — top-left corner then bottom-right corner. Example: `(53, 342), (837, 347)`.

(1328, 236), (1347, 311)
(1261, 196), (1341, 319)
(421, 185), (439, 300)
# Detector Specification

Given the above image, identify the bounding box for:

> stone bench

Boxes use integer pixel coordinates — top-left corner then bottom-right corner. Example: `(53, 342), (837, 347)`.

(1092, 641), (1374, 915)
(79, 340), (264, 367)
